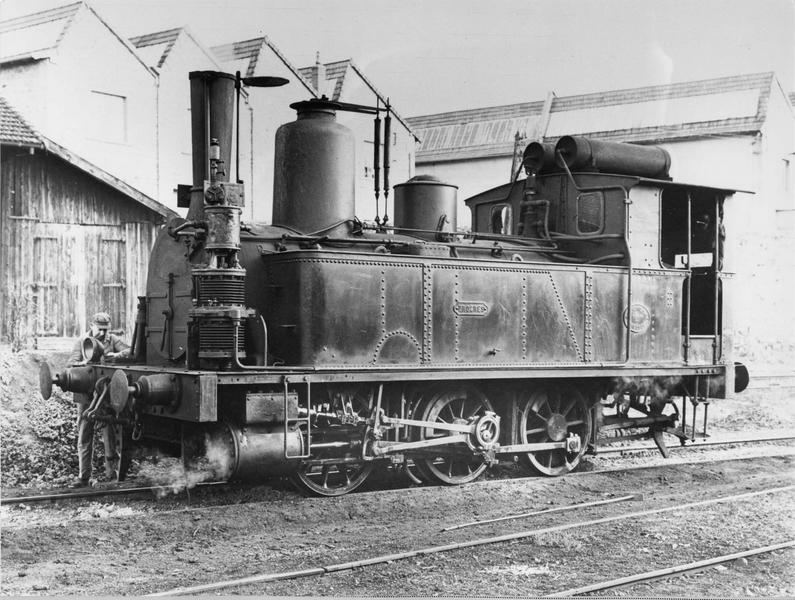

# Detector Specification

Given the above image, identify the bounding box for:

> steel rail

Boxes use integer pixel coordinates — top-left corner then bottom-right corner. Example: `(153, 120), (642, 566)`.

(545, 540), (795, 597)
(147, 484), (795, 596)
(596, 433), (795, 456)
(0, 481), (227, 506)
(5, 439), (793, 507)
(442, 494), (639, 531)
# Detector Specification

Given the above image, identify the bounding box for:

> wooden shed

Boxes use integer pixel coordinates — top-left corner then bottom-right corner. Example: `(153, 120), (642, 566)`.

(0, 96), (177, 348)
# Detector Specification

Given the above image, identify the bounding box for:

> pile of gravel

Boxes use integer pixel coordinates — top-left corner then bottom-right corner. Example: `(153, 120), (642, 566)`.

(0, 348), (108, 488)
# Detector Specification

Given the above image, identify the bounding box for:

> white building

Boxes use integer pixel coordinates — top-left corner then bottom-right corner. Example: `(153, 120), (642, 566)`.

(408, 73), (795, 384)
(0, 2), (159, 199)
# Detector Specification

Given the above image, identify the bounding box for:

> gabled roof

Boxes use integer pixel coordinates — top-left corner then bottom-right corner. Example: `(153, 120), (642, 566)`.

(0, 96), (176, 220)
(211, 37), (317, 96)
(130, 26), (222, 71)
(298, 58), (417, 140)
(0, 1), (155, 75)
(0, 2), (80, 64)
(409, 72), (776, 163)
(129, 27), (181, 69)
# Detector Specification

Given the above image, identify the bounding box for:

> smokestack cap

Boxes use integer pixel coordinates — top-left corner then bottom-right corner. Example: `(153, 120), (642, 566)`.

(289, 97), (342, 115)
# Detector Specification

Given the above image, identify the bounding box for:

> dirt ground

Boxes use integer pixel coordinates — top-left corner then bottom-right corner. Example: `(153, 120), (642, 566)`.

(1, 346), (795, 596)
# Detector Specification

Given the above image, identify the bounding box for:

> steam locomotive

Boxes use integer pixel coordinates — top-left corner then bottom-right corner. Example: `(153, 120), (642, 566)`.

(40, 71), (749, 496)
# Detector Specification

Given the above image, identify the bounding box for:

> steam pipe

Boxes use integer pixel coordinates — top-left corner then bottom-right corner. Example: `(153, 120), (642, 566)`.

(684, 192), (692, 363)
(713, 195), (721, 362)
(383, 100), (391, 223)
(374, 101), (381, 220)
(232, 317), (269, 370)
(235, 71), (241, 184)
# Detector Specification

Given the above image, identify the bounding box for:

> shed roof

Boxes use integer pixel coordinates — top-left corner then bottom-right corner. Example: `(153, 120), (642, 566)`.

(409, 72), (776, 163)
(298, 58), (417, 140)
(0, 96), (176, 220)
(0, 1), (154, 75)
(211, 37), (317, 96)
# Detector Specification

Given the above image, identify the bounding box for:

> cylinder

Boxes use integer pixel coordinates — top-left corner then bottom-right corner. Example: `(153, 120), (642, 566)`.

(203, 423), (304, 480)
(135, 373), (178, 406)
(523, 142), (557, 174)
(393, 175), (458, 240)
(555, 135), (671, 179)
(204, 205), (242, 251)
(273, 99), (355, 234)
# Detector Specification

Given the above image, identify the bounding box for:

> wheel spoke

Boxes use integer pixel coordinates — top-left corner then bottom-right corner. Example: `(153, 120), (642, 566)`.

(519, 387), (591, 477)
(416, 387), (492, 485)
(445, 404), (456, 421)
(321, 465), (330, 488)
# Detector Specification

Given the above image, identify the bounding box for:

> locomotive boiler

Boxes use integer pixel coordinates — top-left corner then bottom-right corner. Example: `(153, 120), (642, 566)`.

(41, 70), (749, 495)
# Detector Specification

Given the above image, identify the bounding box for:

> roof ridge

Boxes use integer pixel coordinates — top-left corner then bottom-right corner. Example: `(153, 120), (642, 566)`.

(211, 36), (317, 95)
(340, 59), (416, 138)
(0, 1), (81, 33)
(129, 27), (182, 46)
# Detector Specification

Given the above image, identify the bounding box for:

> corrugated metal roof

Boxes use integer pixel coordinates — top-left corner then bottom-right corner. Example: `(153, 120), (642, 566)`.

(129, 27), (181, 68)
(410, 72), (775, 163)
(789, 92), (795, 106)
(211, 37), (317, 95)
(0, 2), (80, 63)
(0, 96), (44, 147)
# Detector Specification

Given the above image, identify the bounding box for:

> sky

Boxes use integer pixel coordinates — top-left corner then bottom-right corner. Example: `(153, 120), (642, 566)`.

(2, 0), (794, 115)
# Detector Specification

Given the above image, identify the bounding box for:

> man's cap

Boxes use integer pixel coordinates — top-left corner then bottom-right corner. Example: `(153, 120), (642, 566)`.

(92, 312), (111, 328)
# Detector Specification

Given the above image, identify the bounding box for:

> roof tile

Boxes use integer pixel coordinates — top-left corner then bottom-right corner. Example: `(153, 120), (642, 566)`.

(0, 96), (43, 147)
(129, 27), (181, 68)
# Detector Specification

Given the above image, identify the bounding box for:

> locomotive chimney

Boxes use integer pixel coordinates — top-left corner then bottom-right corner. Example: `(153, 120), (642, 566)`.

(187, 71), (236, 220)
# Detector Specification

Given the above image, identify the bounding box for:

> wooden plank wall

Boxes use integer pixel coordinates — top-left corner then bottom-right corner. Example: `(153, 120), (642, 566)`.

(0, 147), (163, 345)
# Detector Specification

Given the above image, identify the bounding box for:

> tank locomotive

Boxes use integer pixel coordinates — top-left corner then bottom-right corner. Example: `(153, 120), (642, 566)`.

(40, 71), (749, 495)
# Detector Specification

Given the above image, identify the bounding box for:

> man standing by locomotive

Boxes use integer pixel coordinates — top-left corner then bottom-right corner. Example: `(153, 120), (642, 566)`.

(67, 312), (130, 487)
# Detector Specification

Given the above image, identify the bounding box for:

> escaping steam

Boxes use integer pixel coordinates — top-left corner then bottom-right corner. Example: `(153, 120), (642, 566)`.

(136, 432), (235, 498)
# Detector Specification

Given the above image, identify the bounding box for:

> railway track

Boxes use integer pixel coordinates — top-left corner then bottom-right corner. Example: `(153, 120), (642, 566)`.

(2, 451), (792, 596)
(545, 541), (795, 597)
(147, 484), (795, 596)
(2, 433), (793, 507)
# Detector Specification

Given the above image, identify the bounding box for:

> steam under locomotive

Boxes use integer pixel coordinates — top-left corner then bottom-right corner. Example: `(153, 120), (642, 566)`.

(40, 70), (750, 496)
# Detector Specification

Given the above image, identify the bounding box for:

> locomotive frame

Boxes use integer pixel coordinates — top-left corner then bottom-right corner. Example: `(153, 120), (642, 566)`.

(40, 70), (749, 496)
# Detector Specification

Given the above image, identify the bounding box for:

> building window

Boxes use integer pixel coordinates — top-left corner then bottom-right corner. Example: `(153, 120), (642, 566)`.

(89, 91), (127, 143)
